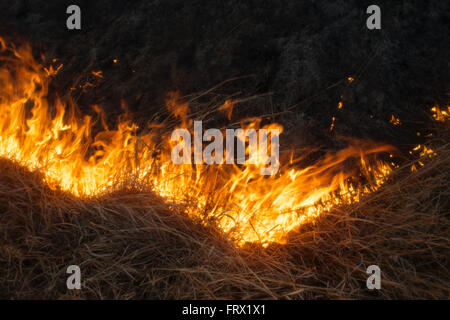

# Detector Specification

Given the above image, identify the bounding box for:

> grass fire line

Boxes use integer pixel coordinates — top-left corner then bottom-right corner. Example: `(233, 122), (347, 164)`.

(0, 35), (449, 299)
(0, 37), (446, 249)
(0, 37), (400, 246)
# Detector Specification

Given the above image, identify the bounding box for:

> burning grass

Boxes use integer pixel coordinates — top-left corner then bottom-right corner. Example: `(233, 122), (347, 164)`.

(0, 38), (448, 299)
(0, 142), (449, 299)
(0, 38), (397, 246)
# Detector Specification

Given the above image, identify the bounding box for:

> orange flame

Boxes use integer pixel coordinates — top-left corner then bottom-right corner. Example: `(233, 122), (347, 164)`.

(390, 114), (401, 126)
(431, 106), (450, 122)
(218, 99), (235, 120)
(0, 39), (396, 246)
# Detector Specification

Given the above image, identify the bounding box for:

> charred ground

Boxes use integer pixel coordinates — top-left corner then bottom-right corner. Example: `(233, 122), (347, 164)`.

(0, 0), (448, 154)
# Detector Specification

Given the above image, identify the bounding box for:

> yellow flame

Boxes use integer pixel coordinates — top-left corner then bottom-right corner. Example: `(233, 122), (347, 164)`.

(218, 99), (235, 120)
(390, 114), (401, 126)
(0, 39), (396, 246)
(408, 107), (450, 171)
(431, 106), (450, 122)
(329, 116), (336, 131)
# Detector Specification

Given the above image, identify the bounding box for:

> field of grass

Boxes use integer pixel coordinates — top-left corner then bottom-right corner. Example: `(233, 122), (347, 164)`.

(1, 138), (448, 299)
(0, 1), (448, 300)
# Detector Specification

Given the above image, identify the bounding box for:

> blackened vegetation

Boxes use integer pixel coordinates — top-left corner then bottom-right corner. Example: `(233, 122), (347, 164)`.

(0, 1), (448, 153)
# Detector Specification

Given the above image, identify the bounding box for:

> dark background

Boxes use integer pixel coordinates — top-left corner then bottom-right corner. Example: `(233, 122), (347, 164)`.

(0, 0), (448, 154)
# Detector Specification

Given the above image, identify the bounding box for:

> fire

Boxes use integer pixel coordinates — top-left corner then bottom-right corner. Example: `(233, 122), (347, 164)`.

(329, 116), (336, 131)
(0, 39), (397, 246)
(408, 106), (449, 171)
(390, 114), (401, 126)
(218, 99), (235, 120)
(431, 106), (450, 122)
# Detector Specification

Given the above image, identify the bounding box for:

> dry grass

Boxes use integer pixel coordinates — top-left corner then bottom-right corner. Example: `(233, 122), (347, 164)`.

(0, 142), (449, 299)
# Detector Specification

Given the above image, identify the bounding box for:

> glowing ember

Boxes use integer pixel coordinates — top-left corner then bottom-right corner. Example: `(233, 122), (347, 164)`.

(431, 106), (450, 122)
(329, 116), (336, 131)
(0, 39), (397, 246)
(390, 114), (401, 126)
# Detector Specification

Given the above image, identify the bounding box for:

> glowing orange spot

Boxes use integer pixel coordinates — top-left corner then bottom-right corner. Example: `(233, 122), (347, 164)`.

(218, 99), (236, 120)
(91, 70), (103, 78)
(329, 116), (336, 131)
(431, 106), (450, 122)
(44, 64), (63, 76)
(390, 115), (401, 126)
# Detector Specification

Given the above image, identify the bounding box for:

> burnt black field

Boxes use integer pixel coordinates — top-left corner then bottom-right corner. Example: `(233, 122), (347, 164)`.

(0, 1), (448, 153)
